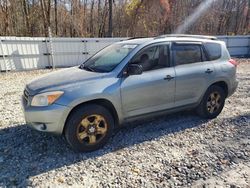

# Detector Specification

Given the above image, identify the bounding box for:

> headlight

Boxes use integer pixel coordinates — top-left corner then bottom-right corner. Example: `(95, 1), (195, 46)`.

(31, 91), (64, 107)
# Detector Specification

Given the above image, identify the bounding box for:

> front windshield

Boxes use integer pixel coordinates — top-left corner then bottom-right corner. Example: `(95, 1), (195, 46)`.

(80, 43), (137, 73)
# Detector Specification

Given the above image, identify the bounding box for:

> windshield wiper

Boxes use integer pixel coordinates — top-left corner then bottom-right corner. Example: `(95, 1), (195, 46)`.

(79, 64), (96, 72)
(80, 64), (109, 73)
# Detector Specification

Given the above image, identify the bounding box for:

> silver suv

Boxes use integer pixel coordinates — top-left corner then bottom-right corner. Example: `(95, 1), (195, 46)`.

(22, 35), (238, 152)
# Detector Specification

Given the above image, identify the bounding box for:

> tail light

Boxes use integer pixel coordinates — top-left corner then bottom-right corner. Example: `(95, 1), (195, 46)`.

(229, 59), (238, 67)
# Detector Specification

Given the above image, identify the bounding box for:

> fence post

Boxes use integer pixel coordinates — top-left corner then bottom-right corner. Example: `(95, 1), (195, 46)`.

(84, 39), (88, 62)
(0, 38), (7, 72)
(248, 36), (250, 58)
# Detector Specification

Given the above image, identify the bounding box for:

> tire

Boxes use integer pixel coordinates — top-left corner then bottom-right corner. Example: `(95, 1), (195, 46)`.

(196, 85), (226, 119)
(64, 104), (114, 152)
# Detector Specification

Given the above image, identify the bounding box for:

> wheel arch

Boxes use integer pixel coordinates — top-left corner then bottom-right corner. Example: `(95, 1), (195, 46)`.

(209, 81), (229, 97)
(63, 99), (119, 134)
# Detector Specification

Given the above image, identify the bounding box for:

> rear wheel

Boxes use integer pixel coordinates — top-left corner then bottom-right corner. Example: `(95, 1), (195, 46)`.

(197, 85), (226, 119)
(64, 104), (114, 152)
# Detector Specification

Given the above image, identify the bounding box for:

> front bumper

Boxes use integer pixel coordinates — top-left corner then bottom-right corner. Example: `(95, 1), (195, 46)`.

(22, 97), (71, 135)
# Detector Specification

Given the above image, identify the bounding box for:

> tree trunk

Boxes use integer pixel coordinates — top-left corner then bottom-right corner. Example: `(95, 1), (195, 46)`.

(0, 0), (10, 35)
(83, 0), (88, 36)
(89, 0), (95, 37)
(107, 0), (113, 37)
(234, 0), (241, 35)
(99, 0), (108, 37)
(40, 0), (51, 36)
(22, 0), (30, 35)
(54, 0), (58, 36)
(243, 1), (250, 34)
(97, 0), (102, 37)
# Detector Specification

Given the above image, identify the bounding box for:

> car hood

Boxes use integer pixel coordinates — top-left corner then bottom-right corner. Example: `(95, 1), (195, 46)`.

(26, 67), (107, 95)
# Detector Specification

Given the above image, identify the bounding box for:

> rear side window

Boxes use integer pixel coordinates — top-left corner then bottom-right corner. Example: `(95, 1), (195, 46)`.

(172, 44), (202, 65)
(204, 43), (222, 61)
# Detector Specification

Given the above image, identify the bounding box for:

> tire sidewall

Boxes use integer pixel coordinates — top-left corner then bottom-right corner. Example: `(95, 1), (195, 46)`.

(199, 85), (226, 119)
(65, 104), (114, 152)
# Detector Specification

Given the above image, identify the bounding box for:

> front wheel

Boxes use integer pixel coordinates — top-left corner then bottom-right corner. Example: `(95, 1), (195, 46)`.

(64, 104), (114, 152)
(196, 85), (226, 119)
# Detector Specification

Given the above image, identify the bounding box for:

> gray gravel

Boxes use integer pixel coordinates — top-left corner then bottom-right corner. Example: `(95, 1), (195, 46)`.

(0, 60), (249, 187)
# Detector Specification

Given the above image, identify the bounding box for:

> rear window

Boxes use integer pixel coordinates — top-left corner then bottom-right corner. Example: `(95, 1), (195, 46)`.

(172, 44), (202, 65)
(204, 43), (222, 61)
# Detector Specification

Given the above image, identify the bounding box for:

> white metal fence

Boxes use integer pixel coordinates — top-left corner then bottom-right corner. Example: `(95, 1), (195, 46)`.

(217, 36), (250, 57)
(0, 37), (127, 71)
(0, 36), (249, 71)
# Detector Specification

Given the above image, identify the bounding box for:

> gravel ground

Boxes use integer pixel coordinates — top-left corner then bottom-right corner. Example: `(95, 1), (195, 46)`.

(0, 59), (249, 187)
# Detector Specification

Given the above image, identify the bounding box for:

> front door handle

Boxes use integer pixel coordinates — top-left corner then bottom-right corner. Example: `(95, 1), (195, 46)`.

(164, 75), (175, 81)
(205, 69), (213, 74)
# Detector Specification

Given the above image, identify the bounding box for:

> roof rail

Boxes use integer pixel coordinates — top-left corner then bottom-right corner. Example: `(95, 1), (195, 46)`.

(127, 37), (147, 40)
(155, 34), (218, 40)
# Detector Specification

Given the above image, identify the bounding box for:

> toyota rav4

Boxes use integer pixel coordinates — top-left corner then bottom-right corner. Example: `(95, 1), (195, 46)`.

(22, 35), (238, 152)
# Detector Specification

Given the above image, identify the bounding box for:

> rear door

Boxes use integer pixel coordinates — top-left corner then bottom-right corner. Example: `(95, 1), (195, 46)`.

(172, 42), (214, 107)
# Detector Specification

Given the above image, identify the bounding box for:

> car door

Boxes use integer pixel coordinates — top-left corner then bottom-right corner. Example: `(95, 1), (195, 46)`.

(120, 44), (176, 118)
(172, 42), (215, 107)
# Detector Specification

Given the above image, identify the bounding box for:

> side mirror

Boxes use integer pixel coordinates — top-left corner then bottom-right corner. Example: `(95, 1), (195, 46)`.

(127, 64), (143, 75)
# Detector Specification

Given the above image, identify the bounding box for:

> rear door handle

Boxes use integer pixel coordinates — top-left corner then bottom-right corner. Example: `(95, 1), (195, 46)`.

(205, 69), (213, 74)
(164, 75), (175, 81)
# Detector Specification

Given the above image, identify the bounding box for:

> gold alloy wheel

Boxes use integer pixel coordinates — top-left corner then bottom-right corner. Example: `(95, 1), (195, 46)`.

(207, 92), (221, 114)
(77, 114), (108, 144)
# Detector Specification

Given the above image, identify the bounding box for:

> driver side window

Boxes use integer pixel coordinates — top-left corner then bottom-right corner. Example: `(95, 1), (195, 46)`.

(130, 45), (170, 72)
